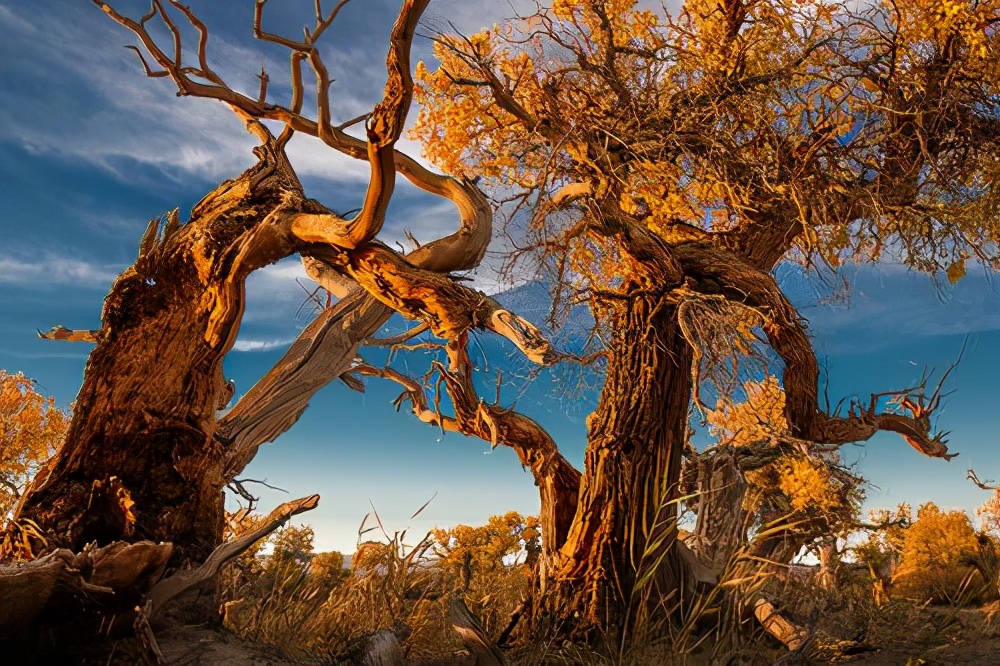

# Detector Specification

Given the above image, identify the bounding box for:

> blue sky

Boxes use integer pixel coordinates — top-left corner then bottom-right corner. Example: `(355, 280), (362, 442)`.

(1, 0), (997, 554)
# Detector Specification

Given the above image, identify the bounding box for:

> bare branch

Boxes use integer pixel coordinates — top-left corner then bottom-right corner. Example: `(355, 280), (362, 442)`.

(674, 243), (958, 460)
(969, 469), (999, 491)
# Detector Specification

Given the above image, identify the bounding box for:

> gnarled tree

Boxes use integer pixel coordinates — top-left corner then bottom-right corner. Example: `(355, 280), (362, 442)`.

(10, 0), (550, 586)
(4, 0), (998, 655)
(410, 0), (997, 644)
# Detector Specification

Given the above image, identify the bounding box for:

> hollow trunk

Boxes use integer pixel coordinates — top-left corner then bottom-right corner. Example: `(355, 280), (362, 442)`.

(544, 286), (693, 644)
(14, 141), (306, 568)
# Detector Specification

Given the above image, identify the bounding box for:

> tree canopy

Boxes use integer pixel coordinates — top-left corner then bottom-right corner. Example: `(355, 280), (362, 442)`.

(413, 0), (998, 282)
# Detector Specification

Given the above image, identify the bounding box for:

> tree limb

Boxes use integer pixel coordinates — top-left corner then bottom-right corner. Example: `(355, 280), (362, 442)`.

(674, 243), (958, 460)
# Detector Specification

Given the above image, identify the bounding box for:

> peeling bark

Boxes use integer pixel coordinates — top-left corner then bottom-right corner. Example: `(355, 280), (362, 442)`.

(14, 128), (315, 565)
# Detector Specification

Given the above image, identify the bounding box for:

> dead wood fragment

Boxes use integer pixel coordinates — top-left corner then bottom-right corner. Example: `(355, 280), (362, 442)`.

(450, 593), (505, 666)
(752, 597), (807, 652)
(37, 325), (99, 342)
(0, 541), (173, 642)
(345, 622), (411, 666)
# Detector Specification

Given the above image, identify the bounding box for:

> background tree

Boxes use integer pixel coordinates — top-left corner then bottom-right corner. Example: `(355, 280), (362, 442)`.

(0, 371), (69, 522)
(433, 511), (541, 587)
(892, 502), (982, 604)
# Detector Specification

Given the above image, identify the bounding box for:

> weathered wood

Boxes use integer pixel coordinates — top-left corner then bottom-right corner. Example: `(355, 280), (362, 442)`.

(346, 622), (411, 666)
(752, 597), (807, 652)
(0, 541), (172, 647)
(545, 283), (691, 641)
(451, 594), (505, 666)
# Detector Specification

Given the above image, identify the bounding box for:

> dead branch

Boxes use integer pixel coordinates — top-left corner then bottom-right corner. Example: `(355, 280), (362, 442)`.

(289, 0), (428, 249)
(969, 469), (999, 491)
(37, 325), (99, 342)
(358, 333), (580, 554)
(450, 593), (505, 665)
(142, 494), (320, 621)
(307, 244), (557, 365)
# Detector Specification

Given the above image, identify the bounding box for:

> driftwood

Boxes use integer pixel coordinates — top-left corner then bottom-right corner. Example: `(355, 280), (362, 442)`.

(345, 621), (412, 666)
(753, 597), (807, 652)
(0, 541), (173, 642)
(450, 594), (505, 666)
(0, 494), (318, 663)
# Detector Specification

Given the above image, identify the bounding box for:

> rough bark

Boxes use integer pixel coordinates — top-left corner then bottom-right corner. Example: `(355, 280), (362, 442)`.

(545, 276), (691, 643)
(14, 129), (315, 566)
(683, 449), (749, 572)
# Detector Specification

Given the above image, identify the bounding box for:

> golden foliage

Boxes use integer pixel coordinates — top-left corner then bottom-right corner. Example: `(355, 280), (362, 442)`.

(707, 375), (787, 448)
(412, 0), (1000, 284)
(432, 511), (541, 583)
(0, 370), (70, 519)
(978, 489), (1000, 537)
(707, 376), (862, 529)
(893, 502), (981, 603)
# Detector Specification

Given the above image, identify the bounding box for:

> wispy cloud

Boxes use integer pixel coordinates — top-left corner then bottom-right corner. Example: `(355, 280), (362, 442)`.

(0, 3), (388, 186)
(231, 338), (294, 353)
(783, 263), (1000, 353)
(0, 255), (123, 287)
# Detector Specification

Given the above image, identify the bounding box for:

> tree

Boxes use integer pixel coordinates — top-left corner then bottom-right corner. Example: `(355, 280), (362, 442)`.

(892, 502), (981, 604)
(0, 371), (69, 523)
(854, 504), (912, 605)
(11, 0), (552, 572)
(432, 511), (541, 588)
(3, 0), (995, 652)
(409, 0), (995, 640)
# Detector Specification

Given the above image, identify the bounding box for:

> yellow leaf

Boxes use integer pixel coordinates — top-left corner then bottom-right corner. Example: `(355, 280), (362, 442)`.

(945, 258), (966, 284)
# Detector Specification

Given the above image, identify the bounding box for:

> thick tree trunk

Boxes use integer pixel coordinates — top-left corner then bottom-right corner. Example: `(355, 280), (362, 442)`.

(544, 285), (692, 644)
(14, 137), (310, 567)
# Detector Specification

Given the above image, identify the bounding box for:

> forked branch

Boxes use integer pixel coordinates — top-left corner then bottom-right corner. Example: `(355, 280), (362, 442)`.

(674, 243), (958, 460)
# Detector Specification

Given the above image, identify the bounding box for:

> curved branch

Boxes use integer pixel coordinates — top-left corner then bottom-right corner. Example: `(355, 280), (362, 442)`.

(307, 243), (556, 364)
(675, 243), (958, 460)
(357, 333), (580, 554)
(290, 0), (428, 249)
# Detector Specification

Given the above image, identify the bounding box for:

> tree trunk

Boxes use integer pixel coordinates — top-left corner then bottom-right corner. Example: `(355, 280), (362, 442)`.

(685, 450), (749, 571)
(545, 285), (693, 644)
(14, 138), (309, 567)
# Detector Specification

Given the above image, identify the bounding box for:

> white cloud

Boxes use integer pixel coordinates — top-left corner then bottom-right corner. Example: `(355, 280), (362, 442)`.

(0, 3), (389, 186)
(0, 256), (123, 287)
(231, 338), (294, 352)
(786, 263), (1000, 352)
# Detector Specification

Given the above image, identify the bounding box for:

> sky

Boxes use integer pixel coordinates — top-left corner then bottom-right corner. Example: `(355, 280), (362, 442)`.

(1, 0), (998, 555)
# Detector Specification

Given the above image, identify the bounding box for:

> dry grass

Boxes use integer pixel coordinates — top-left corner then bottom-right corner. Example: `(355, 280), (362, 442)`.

(217, 519), (999, 665)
